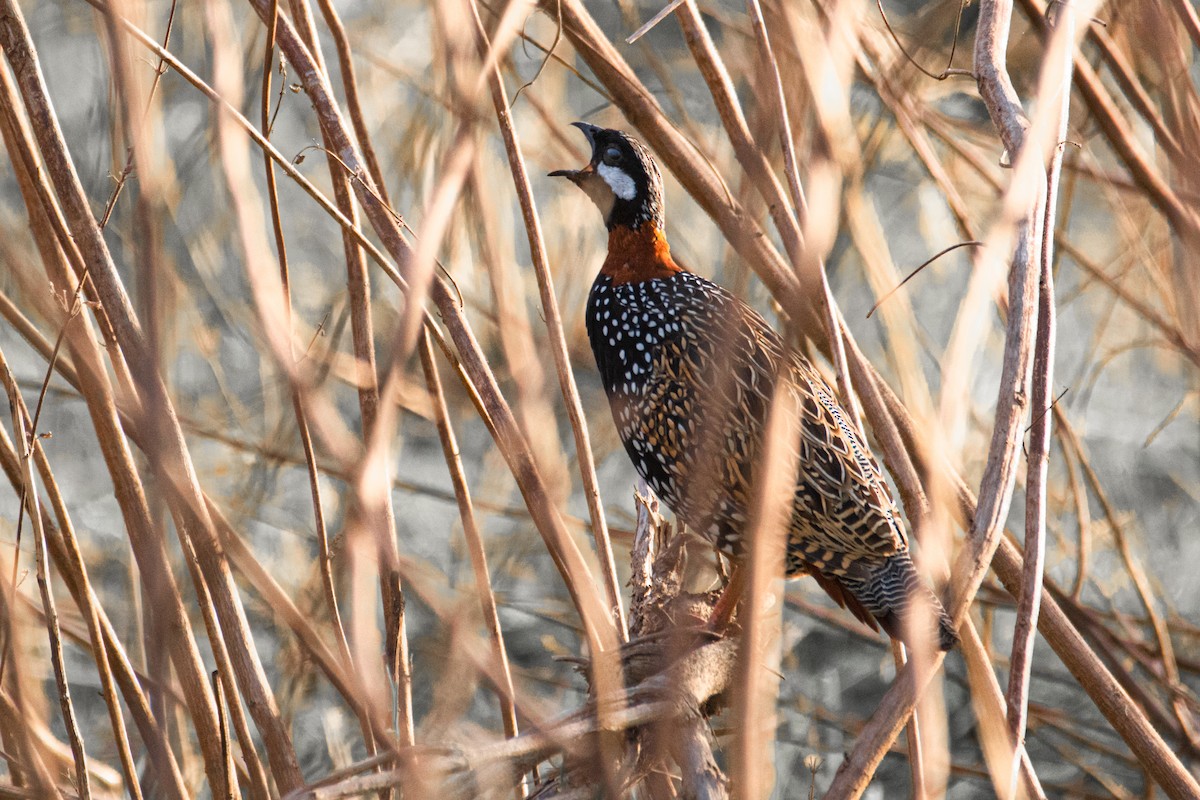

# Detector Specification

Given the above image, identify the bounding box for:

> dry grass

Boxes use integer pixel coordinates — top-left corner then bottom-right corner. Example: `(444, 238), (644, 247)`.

(0, 0), (1197, 797)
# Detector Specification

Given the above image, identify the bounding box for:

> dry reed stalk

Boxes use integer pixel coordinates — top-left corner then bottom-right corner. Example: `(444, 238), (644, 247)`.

(212, 670), (237, 800)
(418, 333), (521, 743)
(471, 26), (577, 504)
(199, 0), (407, 764)
(4, 0), (306, 790)
(0, 359), (91, 800)
(0, 40), (233, 791)
(1164, 0), (1200, 48)
(959, 622), (1044, 799)
(342, 110), (477, 781)
(889, 643), (929, 799)
(1006, 1), (1073, 788)
(757, 13), (951, 791)
(279, 0), (415, 738)
(173, 503), (271, 798)
(91, 4), (175, 746)
(236, 0), (621, 665)
(854, 358), (1043, 797)
(468, 167), (575, 512)
(470, 0), (627, 643)
(730, 379), (802, 800)
(0, 352), (143, 800)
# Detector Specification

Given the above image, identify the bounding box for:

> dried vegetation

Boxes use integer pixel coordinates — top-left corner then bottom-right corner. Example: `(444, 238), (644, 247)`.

(0, 0), (1197, 797)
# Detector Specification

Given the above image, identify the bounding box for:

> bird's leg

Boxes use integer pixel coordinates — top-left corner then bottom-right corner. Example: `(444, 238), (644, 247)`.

(706, 564), (746, 634)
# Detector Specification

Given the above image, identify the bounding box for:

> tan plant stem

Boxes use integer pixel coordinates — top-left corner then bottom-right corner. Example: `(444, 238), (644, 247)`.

(730, 376), (801, 799)
(418, 333), (521, 743)
(469, 0), (626, 640)
(417, 331), (525, 800)
(0, 356), (91, 800)
(0, 38), (233, 790)
(2, 0), (304, 787)
(258, 0), (367, 762)
(279, 0), (415, 741)
(236, 0), (621, 661)
(1006, 0), (1072, 789)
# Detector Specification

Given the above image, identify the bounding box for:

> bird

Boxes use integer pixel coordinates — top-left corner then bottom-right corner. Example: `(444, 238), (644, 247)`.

(551, 122), (958, 651)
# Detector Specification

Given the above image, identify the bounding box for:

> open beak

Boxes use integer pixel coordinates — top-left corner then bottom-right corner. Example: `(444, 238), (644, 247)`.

(549, 121), (604, 182)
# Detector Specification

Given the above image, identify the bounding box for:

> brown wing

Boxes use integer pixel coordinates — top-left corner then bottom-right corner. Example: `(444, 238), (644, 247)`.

(676, 288), (909, 575)
(614, 271), (908, 577)
(783, 354), (909, 576)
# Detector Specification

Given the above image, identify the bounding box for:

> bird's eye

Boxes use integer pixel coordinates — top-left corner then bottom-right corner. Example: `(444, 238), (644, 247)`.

(601, 146), (622, 166)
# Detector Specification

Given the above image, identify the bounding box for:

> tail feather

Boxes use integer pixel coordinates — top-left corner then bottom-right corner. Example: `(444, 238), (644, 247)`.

(811, 572), (881, 634)
(843, 554), (958, 651)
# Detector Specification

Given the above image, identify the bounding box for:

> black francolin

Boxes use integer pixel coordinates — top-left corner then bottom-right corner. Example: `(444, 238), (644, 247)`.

(552, 123), (957, 651)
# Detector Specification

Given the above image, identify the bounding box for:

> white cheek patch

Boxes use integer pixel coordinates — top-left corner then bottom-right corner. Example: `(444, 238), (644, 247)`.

(596, 162), (637, 200)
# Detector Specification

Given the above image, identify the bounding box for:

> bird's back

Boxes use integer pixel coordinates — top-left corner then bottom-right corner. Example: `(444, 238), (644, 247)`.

(586, 270), (908, 574)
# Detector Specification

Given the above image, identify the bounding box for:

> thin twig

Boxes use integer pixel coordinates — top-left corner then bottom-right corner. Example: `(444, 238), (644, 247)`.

(0, 41), (231, 789)
(97, 0), (179, 230)
(281, 0), (415, 742)
(469, 0), (627, 640)
(511, 0), (560, 105)
(875, 0), (973, 80)
(418, 333), (522, 746)
(626, 0), (685, 44)
(0, 353), (91, 800)
(1006, 2), (1072, 789)
(866, 242), (983, 319)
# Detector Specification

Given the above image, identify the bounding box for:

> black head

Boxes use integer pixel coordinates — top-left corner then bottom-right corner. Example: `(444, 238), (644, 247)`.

(550, 123), (664, 231)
